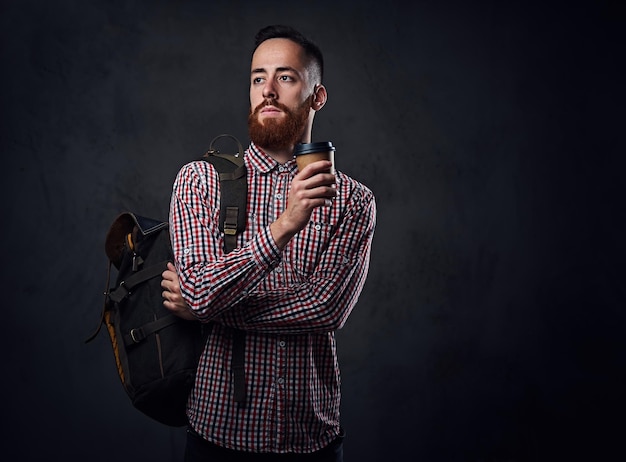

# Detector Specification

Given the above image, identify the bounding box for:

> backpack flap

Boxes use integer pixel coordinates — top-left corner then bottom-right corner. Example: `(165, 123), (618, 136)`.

(107, 213), (169, 304)
(105, 212), (168, 270)
(104, 212), (137, 269)
(86, 212), (150, 344)
(87, 213), (169, 342)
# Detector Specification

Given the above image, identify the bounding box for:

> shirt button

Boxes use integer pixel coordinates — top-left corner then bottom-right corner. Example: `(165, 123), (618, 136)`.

(276, 193), (283, 199)
(279, 340), (286, 348)
(314, 224), (321, 231)
(275, 267), (282, 273)
(183, 248), (191, 255)
(277, 377), (285, 385)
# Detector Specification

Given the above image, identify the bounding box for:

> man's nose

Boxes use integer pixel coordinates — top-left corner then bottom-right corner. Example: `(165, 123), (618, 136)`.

(262, 80), (277, 99)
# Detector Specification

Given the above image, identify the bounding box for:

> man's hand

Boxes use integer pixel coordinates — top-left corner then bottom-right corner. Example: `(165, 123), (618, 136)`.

(161, 262), (196, 320)
(270, 160), (336, 249)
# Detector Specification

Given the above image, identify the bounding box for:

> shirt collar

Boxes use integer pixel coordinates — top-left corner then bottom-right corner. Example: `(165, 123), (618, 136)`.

(245, 142), (298, 175)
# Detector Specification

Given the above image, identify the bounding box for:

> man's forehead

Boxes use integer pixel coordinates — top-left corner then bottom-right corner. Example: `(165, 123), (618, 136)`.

(251, 38), (307, 72)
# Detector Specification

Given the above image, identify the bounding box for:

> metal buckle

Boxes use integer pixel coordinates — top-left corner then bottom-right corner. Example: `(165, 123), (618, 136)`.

(130, 328), (142, 343)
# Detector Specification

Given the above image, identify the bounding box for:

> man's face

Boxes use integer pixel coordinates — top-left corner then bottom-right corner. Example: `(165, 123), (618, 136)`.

(248, 38), (314, 151)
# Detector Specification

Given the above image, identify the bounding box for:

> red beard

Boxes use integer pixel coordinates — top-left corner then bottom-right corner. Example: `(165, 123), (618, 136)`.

(248, 96), (312, 151)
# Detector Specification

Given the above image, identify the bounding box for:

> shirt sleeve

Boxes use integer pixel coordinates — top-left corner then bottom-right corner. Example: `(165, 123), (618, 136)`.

(218, 179), (377, 334)
(169, 161), (282, 322)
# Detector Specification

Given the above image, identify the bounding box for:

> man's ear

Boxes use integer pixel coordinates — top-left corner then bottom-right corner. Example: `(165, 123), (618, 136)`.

(311, 84), (327, 111)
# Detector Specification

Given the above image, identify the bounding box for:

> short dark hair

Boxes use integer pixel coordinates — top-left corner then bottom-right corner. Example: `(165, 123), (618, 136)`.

(253, 25), (324, 83)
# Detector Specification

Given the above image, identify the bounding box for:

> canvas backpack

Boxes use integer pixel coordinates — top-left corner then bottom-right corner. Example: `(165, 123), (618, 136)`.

(86, 134), (248, 426)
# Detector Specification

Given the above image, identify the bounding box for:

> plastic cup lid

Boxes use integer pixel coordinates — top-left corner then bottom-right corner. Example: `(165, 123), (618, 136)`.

(294, 141), (335, 156)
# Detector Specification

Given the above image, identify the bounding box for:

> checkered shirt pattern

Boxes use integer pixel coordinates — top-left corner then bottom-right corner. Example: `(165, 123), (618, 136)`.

(169, 142), (376, 454)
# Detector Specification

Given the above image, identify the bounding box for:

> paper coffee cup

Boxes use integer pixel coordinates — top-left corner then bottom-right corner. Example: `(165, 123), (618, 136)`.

(294, 141), (335, 173)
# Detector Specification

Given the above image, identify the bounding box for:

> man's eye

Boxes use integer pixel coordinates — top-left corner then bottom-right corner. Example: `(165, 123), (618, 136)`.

(253, 77), (264, 84)
(278, 75), (293, 82)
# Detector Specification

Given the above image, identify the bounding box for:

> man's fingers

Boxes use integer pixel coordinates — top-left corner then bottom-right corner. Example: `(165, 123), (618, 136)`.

(161, 275), (182, 301)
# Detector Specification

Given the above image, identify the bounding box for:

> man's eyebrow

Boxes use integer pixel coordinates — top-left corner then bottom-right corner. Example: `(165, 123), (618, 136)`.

(251, 66), (298, 74)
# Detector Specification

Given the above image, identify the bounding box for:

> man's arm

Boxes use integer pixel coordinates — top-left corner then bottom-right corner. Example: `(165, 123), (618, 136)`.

(217, 180), (376, 334)
(168, 160), (278, 321)
(167, 159), (338, 323)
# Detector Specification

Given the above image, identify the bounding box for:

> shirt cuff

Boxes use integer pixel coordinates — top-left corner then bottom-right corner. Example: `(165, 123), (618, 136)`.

(250, 225), (282, 271)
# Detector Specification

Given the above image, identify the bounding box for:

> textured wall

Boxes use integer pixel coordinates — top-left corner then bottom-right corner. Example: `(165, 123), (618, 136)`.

(2, 0), (624, 461)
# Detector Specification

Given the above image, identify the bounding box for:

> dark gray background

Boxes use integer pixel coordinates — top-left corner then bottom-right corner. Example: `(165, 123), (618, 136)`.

(2, 0), (624, 460)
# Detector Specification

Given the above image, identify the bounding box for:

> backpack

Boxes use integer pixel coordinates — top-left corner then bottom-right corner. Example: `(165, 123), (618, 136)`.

(86, 134), (248, 427)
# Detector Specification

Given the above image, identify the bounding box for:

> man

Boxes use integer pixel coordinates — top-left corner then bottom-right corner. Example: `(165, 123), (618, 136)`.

(161, 25), (376, 461)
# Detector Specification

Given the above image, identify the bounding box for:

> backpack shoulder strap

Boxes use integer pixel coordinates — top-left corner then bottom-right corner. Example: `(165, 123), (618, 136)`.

(201, 134), (248, 253)
(201, 134), (248, 406)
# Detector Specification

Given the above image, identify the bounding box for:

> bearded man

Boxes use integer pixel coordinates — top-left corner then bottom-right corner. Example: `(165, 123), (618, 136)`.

(161, 25), (376, 462)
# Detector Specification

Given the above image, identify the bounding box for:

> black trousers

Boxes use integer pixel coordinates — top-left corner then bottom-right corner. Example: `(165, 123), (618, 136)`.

(184, 427), (344, 462)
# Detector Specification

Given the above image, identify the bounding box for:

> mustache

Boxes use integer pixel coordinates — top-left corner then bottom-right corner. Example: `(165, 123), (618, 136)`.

(251, 99), (291, 115)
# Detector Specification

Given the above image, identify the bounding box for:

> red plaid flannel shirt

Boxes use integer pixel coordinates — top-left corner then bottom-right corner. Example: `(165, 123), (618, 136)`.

(169, 142), (376, 454)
